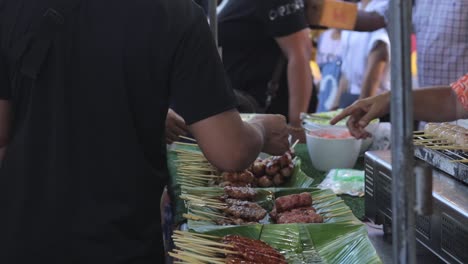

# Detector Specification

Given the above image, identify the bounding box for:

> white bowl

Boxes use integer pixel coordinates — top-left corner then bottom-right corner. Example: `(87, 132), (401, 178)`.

(303, 119), (379, 155)
(305, 127), (362, 172)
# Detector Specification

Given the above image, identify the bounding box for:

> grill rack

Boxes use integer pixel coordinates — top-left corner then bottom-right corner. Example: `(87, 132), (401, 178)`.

(413, 135), (468, 184)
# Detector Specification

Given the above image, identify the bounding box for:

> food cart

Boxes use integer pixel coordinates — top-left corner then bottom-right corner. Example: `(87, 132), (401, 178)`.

(163, 0), (467, 263)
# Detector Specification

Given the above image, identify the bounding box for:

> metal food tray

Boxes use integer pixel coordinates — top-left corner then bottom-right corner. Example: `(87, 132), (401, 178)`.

(414, 146), (468, 184)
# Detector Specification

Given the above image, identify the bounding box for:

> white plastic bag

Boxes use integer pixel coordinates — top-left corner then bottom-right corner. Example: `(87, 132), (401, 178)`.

(318, 169), (365, 197)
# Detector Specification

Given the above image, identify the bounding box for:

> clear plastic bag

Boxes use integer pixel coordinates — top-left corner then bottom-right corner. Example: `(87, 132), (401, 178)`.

(318, 169), (365, 197)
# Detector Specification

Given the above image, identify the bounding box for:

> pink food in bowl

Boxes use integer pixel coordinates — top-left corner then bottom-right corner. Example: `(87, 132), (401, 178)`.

(308, 130), (352, 139)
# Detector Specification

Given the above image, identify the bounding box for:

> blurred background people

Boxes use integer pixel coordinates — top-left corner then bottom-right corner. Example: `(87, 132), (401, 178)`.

(315, 29), (343, 112)
(218, 0), (317, 143)
(334, 0), (390, 109)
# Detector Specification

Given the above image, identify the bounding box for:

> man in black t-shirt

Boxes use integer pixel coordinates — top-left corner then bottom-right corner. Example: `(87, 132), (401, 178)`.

(0, 0), (289, 263)
(219, 0), (316, 142)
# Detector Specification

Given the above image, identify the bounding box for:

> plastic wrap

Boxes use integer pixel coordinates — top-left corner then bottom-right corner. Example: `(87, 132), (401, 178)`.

(318, 169), (365, 197)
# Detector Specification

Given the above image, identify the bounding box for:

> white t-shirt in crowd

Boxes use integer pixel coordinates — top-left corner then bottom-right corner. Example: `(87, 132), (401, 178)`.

(316, 29), (342, 65)
(340, 0), (391, 96)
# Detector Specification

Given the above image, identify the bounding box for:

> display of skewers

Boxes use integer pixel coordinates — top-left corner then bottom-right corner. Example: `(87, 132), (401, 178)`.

(413, 122), (468, 150)
(169, 231), (287, 264)
(173, 139), (299, 189)
(182, 187), (352, 226)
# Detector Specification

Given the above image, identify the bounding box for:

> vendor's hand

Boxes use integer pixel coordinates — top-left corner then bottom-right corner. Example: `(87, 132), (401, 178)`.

(249, 114), (289, 155)
(330, 92), (390, 139)
(288, 126), (306, 144)
(165, 109), (189, 144)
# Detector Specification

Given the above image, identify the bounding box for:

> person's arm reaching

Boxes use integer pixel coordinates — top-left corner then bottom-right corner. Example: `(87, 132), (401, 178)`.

(359, 41), (389, 99)
(354, 10), (387, 32)
(276, 28), (313, 142)
(190, 111), (289, 172)
(330, 87), (466, 138)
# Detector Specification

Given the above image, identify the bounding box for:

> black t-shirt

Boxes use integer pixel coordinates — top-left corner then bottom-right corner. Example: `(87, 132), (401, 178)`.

(218, 0), (308, 115)
(0, 0), (236, 263)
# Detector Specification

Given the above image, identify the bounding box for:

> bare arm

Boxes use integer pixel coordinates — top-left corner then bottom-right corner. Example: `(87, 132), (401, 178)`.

(189, 110), (289, 172)
(0, 100), (11, 160)
(359, 41), (389, 99)
(275, 28), (313, 127)
(354, 11), (386, 32)
(330, 74), (348, 110)
(330, 87), (465, 138)
(413, 87), (464, 121)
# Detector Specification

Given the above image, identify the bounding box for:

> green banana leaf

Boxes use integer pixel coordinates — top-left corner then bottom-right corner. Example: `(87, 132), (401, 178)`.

(185, 187), (361, 232)
(167, 143), (315, 224)
(197, 223), (382, 264)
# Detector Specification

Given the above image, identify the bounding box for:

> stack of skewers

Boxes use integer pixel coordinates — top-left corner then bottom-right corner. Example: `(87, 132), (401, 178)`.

(414, 122), (468, 163)
(169, 231), (288, 264)
(182, 187), (351, 225)
(173, 138), (298, 189)
(414, 122), (468, 150)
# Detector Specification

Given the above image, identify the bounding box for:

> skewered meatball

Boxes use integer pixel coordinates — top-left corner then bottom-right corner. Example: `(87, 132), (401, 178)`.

(265, 162), (280, 176)
(278, 154), (291, 167)
(251, 160), (266, 177)
(280, 164), (294, 178)
(257, 175), (274, 187)
(273, 173), (285, 186)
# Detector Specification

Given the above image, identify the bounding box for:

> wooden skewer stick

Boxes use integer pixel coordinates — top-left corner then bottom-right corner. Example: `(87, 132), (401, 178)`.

(169, 251), (225, 264)
(172, 241), (237, 254)
(189, 209), (229, 219)
(313, 193), (337, 201)
(182, 213), (211, 221)
(179, 136), (197, 142)
(449, 159), (468, 163)
(178, 173), (219, 178)
(173, 141), (199, 147)
(173, 230), (222, 240)
(172, 237), (226, 248)
(183, 198), (226, 207)
(291, 139), (300, 149)
(413, 138), (449, 144)
(427, 146), (468, 150)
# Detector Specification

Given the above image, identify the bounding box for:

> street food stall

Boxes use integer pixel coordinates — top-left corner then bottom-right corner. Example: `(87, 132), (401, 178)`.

(163, 0), (468, 263)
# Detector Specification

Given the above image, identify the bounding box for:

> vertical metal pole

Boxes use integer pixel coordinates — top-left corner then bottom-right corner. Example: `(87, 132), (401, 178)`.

(389, 0), (416, 263)
(208, 0), (218, 47)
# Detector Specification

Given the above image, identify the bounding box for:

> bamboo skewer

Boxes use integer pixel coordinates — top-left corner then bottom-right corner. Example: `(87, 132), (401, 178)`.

(182, 213), (211, 221)
(173, 141), (199, 147)
(173, 230), (222, 240)
(170, 251), (225, 264)
(179, 136), (197, 143)
(449, 159), (468, 163)
(427, 146), (468, 150)
(313, 193), (337, 201)
(413, 138), (448, 143)
(291, 139), (300, 149)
